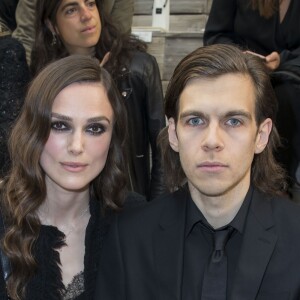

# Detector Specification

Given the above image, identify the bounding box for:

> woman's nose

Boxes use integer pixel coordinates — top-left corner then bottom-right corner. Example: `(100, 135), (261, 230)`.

(67, 131), (84, 155)
(80, 6), (92, 22)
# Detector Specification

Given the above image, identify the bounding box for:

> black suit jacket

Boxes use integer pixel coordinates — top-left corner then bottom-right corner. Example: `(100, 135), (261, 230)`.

(95, 187), (300, 300)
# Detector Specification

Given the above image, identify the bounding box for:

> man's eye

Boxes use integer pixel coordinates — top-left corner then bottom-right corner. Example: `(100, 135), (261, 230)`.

(187, 117), (204, 126)
(226, 118), (241, 127)
(86, 123), (105, 135)
(51, 121), (69, 131)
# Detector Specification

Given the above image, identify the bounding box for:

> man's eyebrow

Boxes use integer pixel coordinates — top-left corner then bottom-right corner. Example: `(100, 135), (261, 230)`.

(179, 110), (207, 120)
(51, 113), (111, 124)
(179, 110), (252, 120)
(223, 110), (252, 120)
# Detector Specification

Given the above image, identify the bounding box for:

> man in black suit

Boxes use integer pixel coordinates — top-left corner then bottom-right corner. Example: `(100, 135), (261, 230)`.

(95, 44), (300, 300)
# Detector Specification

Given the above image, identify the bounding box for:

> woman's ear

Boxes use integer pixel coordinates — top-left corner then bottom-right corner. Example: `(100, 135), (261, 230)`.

(168, 118), (179, 152)
(255, 118), (272, 154)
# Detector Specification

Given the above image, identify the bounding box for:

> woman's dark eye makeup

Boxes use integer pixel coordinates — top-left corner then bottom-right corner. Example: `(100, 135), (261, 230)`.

(86, 123), (106, 135)
(51, 120), (106, 135)
(51, 121), (69, 131)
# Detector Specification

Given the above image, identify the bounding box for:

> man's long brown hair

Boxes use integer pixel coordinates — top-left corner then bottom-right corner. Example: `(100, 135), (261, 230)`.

(158, 44), (287, 195)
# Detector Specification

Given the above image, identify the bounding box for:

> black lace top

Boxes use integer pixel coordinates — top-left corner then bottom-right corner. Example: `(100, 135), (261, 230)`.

(22, 198), (109, 300)
(63, 271), (85, 300)
(0, 36), (30, 176)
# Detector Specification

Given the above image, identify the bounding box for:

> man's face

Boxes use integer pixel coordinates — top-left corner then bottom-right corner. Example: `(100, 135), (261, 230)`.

(168, 73), (271, 198)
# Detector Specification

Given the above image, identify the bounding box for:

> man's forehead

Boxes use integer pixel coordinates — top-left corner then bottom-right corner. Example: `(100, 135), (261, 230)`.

(178, 74), (256, 117)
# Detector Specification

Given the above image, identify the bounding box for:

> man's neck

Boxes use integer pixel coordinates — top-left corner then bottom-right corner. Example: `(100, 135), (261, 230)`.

(188, 181), (250, 229)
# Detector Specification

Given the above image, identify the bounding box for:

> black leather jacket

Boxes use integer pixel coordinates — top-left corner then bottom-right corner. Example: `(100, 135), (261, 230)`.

(116, 51), (166, 200)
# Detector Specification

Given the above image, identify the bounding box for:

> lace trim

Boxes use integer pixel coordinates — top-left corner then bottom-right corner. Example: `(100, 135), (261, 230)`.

(62, 271), (84, 300)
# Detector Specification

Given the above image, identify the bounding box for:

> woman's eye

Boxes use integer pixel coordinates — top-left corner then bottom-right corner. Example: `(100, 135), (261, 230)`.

(187, 117), (204, 126)
(86, 123), (105, 135)
(65, 7), (77, 15)
(51, 121), (69, 131)
(226, 118), (242, 127)
(87, 1), (96, 8)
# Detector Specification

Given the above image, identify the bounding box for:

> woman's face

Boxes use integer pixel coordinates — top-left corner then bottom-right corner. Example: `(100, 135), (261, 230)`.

(54, 0), (101, 55)
(40, 82), (114, 193)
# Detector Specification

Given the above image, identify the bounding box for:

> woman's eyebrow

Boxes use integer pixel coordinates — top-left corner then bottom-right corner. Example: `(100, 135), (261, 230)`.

(51, 112), (72, 121)
(59, 1), (78, 12)
(51, 113), (112, 124)
(87, 116), (111, 124)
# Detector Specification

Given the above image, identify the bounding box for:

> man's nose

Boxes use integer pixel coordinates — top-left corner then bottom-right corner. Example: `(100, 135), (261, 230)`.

(201, 123), (224, 151)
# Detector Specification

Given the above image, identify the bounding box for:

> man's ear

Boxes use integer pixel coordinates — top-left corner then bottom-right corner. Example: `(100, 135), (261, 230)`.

(168, 118), (179, 152)
(45, 19), (56, 34)
(255, 118), (272, 154)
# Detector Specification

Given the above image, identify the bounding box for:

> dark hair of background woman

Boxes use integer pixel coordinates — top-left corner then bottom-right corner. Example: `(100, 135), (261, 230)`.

(30, 0), (147, 79)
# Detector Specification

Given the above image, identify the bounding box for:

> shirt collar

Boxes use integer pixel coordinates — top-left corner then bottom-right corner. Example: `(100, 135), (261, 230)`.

(185, 186), (253, 236)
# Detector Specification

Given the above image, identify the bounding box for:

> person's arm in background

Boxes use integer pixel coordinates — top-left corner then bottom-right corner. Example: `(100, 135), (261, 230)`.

(205, 0), (300, 70)
(11, 0), (36, 65)
(103, 0), (134, 34)
(204, 0), (281, 71)
(203, 0), (238, 46)
(144, 54), (166, 200)
(0, 0), (19, 33)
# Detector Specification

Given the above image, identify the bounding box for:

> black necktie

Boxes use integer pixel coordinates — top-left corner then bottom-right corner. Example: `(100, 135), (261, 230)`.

(201, 227), (233, 300)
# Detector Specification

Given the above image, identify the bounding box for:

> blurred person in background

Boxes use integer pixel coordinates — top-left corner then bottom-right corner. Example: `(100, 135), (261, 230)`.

(12, 0), (134, 64)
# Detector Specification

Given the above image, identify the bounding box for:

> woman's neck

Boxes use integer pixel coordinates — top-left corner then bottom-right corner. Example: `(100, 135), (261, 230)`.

(38, 189), (90, 227)
(69, 47), (96, 57)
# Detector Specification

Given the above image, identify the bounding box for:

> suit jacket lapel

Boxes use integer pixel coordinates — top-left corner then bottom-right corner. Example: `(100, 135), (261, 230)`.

(230, 189), (278, 300)
(153, 188), (188, 300)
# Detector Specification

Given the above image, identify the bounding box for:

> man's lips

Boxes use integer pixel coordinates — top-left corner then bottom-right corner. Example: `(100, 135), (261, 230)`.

(197, 162), (228, 172)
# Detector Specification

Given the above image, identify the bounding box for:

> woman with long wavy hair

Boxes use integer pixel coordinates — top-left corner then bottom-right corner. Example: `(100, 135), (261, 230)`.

(30, 0), (166, 201)
(0, 54), (137, 299)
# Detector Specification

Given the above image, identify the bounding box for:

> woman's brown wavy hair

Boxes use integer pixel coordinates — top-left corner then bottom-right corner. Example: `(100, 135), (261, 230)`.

(1, 55), (128, 299)
(158, 44), (287, 195)
(250, 0), (280, 19)
(30, 0), (146, 79)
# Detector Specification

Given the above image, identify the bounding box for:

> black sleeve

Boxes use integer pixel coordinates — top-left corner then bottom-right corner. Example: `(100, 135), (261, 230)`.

(204, 0), (239, 46)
